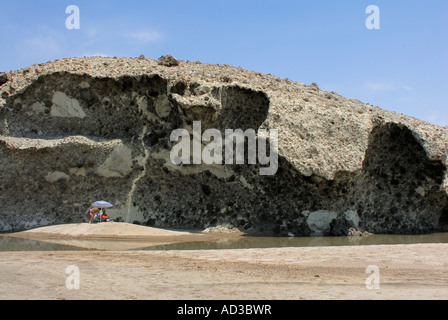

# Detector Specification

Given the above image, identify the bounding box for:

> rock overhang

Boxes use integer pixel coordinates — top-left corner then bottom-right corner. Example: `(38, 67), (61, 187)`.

(2, 57), (446, 179)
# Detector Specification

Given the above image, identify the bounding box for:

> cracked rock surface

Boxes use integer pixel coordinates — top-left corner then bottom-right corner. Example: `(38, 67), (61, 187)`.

(0, 56), (447, 235)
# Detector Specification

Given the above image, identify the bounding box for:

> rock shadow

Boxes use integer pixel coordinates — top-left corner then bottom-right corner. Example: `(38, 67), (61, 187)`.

(354, 122), (448, 234)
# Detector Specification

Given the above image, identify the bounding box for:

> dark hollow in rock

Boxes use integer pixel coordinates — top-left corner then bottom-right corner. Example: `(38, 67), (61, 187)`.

(329, 218), (358, 236)
(0, 73), (9, 87)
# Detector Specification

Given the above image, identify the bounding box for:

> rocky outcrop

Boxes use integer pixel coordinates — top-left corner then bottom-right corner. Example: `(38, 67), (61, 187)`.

(0, 56), (447, 235)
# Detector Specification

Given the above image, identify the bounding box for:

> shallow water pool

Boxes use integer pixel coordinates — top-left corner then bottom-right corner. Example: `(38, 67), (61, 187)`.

(0, 236), (87, 251)
(1, 232), (448, 252)
(138, 232), (448, 251)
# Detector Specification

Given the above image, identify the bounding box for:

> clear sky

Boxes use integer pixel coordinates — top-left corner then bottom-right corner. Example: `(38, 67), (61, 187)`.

(0, 0), (447, 125)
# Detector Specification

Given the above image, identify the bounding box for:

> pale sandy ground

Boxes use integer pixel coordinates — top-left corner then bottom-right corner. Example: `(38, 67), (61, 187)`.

(10, 222), (221, 240)
(4, 222), (222, 251)
(0, 223), (447, 300)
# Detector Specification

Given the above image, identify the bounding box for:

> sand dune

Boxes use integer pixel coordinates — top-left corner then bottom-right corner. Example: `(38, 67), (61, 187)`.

(1, 222), (242, 250)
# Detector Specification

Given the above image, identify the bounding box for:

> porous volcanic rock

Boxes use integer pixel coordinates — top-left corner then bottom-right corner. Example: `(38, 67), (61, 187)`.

(0, 56), (447, 235)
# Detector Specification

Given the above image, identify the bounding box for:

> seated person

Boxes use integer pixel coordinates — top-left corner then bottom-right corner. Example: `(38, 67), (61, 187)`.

(100, 209), (111, 222)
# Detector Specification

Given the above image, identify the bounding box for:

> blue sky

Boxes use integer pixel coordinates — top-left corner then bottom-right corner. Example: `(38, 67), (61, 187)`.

(0, 0), (447, 125)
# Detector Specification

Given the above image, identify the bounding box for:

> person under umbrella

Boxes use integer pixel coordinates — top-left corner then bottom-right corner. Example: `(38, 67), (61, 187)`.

(90, 201), (114, 223)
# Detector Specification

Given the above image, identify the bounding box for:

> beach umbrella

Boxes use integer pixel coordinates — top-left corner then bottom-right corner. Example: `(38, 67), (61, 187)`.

(92, 200), (114, 209)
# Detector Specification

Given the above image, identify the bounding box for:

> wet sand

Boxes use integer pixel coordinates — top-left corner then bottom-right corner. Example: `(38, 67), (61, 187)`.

(0, 223), (447, 300)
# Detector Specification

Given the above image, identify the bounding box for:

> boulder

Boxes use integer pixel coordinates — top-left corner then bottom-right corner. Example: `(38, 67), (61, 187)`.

(157, 55), (179, 67)
(0, 56), (447, 234)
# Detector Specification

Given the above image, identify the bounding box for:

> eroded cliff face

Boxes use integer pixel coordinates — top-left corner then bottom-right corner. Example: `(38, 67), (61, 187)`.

(0, 57), (447, 235)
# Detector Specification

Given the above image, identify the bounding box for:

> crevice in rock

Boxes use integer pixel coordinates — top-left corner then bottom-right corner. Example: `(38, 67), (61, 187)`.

(125, 126), (150, 223)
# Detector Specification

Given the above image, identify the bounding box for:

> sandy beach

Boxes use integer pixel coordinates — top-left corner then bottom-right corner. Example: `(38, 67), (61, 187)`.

(0, 223), (447, 300)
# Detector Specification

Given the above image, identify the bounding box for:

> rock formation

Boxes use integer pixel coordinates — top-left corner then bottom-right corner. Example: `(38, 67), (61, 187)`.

(0, 56), (447, 236)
